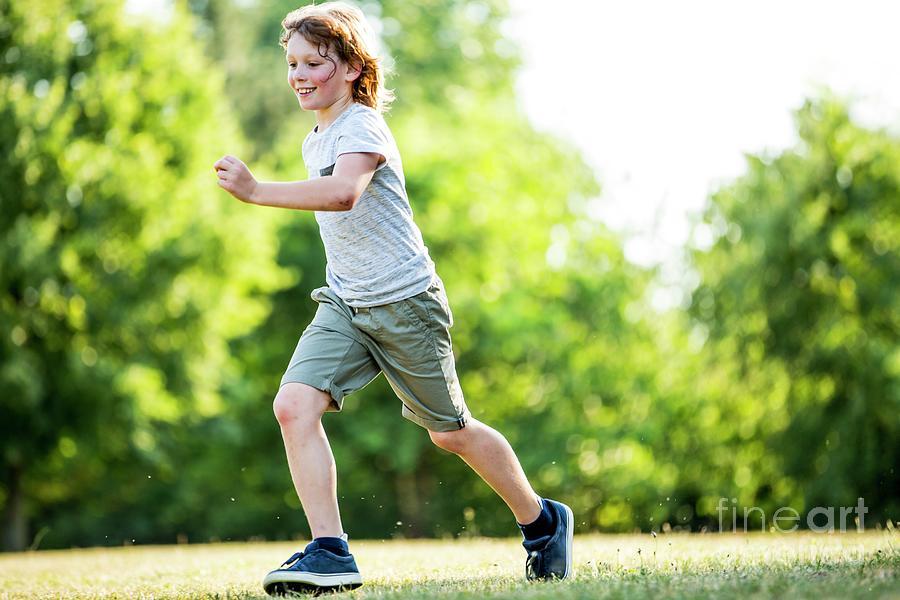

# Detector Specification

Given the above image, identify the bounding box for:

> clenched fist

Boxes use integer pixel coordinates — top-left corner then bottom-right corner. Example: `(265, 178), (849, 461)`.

(213, 155), (258, 203)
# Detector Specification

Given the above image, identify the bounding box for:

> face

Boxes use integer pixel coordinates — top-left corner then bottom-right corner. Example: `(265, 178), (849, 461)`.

(285, 32), (359, 112)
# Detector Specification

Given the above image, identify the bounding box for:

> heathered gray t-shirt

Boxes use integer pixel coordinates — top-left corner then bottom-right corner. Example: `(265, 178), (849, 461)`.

(302, 102), (436, 307)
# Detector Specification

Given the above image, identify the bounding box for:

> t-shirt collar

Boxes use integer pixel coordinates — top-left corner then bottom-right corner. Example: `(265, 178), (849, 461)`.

(312, 102), (360, 135)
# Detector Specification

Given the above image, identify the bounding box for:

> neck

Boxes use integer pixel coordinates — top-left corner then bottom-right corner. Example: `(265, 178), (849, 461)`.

(316, 94), (355, 132)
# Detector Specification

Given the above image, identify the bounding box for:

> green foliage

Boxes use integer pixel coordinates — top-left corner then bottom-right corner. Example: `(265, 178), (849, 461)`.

(0, 0), (289, 549)
(688, 97), (900, 521)
(2, 0), (896, 551)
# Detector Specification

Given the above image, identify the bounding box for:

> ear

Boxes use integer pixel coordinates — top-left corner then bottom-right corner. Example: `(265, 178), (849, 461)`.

(344, 60), (363, 83)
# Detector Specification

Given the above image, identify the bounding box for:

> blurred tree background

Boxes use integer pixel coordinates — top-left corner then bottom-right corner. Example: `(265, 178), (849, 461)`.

(1, 0), (897, 551)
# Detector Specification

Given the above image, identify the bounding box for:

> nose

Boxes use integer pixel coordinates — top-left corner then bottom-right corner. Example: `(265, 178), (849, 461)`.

(289, 67), (306, 85)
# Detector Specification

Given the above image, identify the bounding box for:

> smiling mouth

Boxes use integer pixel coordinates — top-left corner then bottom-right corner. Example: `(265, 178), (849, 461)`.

(296, 87), (316, 96)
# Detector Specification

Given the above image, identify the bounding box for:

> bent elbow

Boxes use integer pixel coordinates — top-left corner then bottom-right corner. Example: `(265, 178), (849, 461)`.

(334, 186), (359, 211)
(335, 197), (355, 211)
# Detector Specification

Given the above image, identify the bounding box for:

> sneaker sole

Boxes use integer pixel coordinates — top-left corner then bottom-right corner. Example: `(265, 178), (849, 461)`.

(263, 570), (363, 596)
(560, 501), (574, 579)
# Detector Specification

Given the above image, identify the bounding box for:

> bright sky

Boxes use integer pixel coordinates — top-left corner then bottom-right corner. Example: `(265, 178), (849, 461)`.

(507, 0), (900, 304)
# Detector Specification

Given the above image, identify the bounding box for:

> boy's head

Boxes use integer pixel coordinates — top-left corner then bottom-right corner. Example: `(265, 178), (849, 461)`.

(280, 2), (393, 112)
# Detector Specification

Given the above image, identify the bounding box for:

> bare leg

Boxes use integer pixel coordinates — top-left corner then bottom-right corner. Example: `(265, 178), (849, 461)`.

(273, 382), (343, 538)
(429, 418), (542, 524)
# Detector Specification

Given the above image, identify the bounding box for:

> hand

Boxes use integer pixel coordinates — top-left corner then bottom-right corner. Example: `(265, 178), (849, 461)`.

(213, 155), (258, 203)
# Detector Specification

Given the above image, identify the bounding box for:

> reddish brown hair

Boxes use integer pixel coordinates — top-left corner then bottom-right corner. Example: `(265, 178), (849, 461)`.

(280, 2), (393, 112)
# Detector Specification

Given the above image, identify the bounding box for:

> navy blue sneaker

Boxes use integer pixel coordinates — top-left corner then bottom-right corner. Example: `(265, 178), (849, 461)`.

(263, 540), (363, 596)
(522, 498), (574, 581)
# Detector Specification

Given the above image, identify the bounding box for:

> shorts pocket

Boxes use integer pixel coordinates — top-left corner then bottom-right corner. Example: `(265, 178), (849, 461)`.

(395, 296), (430, 333)
(378, 300), (437, 368)
(430, 281), (454, 329)
(417, 292), (454, 357)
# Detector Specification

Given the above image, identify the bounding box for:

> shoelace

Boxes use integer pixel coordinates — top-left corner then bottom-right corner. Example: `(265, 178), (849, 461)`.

(525, 550), (542, 578)
(280, 551), (305, 568)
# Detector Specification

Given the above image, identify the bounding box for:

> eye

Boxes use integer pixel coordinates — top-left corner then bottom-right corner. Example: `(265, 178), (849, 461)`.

(307, 62), (320, 67)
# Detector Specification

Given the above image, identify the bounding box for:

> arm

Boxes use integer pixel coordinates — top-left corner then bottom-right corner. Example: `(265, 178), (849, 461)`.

(213, 152), (383, 211)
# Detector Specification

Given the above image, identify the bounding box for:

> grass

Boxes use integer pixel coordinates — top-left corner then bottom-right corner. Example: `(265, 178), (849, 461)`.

(1, 531), (898, 599)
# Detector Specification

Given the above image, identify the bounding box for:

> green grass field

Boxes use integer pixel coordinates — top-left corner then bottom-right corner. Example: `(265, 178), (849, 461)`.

(1, 532), (898, 599)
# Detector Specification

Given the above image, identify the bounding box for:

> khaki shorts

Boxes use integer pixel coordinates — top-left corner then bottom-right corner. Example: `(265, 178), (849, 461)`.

(280, 277), (470, 432)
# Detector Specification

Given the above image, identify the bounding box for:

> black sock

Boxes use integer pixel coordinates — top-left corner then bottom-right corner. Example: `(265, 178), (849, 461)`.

(313, 536), (349, 556)
(518, 498), (556, 541)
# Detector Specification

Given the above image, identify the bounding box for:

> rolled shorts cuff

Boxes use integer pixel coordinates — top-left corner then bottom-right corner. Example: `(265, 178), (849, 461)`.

(401, 404), (470, 432)
(279, 376), (344, 412)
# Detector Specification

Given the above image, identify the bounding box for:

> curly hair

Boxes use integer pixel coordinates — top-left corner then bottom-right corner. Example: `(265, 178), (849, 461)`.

(280, 2), (394, 112)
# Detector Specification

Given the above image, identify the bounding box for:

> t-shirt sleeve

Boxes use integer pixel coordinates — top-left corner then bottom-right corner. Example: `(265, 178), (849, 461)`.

(335, 110), (392, 169)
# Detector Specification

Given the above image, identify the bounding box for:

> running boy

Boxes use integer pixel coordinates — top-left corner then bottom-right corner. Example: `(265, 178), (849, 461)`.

(213, 2), (573, 594)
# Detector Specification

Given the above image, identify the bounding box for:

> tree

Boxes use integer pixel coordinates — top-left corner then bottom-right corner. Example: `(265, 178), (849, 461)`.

(0, 0), (288, 550)
(689, 97), (900, 523)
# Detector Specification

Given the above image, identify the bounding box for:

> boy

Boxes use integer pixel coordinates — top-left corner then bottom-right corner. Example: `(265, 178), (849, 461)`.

(213, 2), (573, 594)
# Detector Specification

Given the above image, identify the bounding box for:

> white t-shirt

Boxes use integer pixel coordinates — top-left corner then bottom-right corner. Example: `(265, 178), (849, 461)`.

(302, 102), (437, 307)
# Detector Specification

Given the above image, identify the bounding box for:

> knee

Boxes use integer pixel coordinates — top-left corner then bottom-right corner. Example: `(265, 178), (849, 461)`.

(429, 428), (469, 454)
(273, 383), (331, 427)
